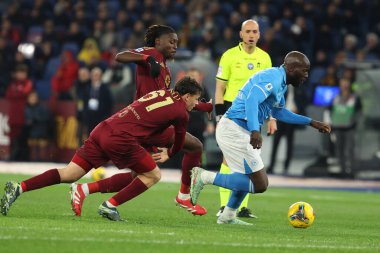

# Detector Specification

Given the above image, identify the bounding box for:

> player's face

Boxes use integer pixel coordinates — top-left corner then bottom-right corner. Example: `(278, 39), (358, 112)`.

(288, 65), (310, 87)
(240, 21), (260, 47)
(184, 93), (201, 111)
(157, 33), (178, 59)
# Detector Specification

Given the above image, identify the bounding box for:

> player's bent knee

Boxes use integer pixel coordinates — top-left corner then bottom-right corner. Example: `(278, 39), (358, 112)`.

(58, 168), (83, 183)
(148, 167), (161, 184)
(184, 133), (203, 153)
(254, 182), (268, 193)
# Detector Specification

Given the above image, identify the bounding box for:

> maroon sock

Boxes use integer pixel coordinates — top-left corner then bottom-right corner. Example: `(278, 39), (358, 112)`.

(97, 173), (134, 193)
(180, 152), (201, 194)
(87, 182), (100, 194)
(108, 177), (148, 206)
(21, 169), (61, 192)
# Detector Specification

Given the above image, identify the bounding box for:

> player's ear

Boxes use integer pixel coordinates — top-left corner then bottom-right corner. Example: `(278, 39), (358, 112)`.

(239, 31), (243, 40)
(155, 37), (160, 46)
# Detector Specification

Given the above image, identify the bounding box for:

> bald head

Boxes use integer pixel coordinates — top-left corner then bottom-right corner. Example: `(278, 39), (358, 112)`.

(241, 19), (259, 30)
(283, 51), (310, 87)
(284, 51), (310, 68)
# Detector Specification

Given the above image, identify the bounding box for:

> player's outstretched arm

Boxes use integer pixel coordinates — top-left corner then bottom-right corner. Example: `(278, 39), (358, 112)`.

(115, 50), (145, 63)
(310, 120), (331, 134)
(115, 51), (160, 77)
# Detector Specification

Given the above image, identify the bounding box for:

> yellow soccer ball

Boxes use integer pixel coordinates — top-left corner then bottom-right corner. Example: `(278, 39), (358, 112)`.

(91, 167), (106, 181)
(288, 201), (315, 228)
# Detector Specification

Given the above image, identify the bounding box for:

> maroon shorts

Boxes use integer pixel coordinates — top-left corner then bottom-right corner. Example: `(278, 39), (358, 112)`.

(73, 122), (156, 173)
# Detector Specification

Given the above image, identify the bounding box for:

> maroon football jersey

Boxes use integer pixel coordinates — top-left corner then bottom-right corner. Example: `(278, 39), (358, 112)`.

(105, 89), (188, 156)
(130, 47), (172, 99)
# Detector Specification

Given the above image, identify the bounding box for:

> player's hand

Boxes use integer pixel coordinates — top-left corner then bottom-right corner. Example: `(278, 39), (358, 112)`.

(250, 131), (262, 149)
(267, 117), (277, 136)
(152, 147), (169, 163)
(146, 56), (161, 78)
(310, 120), (331, 134)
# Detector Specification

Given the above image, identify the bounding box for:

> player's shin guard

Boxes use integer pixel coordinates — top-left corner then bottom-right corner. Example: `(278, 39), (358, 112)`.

(181, 152), (201, 194)
(213, 172), (254, 193)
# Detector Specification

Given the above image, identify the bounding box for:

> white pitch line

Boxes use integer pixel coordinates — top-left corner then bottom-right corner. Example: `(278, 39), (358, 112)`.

(0, 235), (376, 250)
(4, 226), (175, 236)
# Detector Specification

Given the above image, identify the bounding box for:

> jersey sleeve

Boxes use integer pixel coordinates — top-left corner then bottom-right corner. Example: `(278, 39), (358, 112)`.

(216, 51), (231, 81)
(129, 47), (156, 65)
(271, 107), (312, 125)
(245, 83), (271, 131)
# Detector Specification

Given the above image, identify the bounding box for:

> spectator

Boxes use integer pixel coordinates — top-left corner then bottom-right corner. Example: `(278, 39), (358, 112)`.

(267, 84), (308, 175)
(51, 50), (80, 100)
(24, 91), (51, 161)
(329, 77), (362, 178)
(5, 64), (33, 160)
(77, 38), (101, 67)
(102, 47), (134, 105)
(83, 67), (113, 136)
(0, 36), (14, 96)
(186, 68), (214, 144)
(72, 67), (91, 144)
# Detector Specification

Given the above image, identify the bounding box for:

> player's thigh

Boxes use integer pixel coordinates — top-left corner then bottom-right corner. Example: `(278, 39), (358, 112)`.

(216, 117), (264, 174)
(182, 132), (202, 153)
(75, 135), (109, 173)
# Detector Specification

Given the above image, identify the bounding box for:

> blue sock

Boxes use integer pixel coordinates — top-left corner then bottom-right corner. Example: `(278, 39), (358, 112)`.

(227, 191), (248, 209)
(213, 173), (255, 193)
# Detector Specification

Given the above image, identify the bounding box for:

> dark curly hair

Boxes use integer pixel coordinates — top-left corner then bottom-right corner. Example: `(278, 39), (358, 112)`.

(144, 25), (176, 47)
(174, 76), (203, 96)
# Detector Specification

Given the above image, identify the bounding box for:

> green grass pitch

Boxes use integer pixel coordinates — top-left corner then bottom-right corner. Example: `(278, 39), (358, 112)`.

(0, 173), (379, 253)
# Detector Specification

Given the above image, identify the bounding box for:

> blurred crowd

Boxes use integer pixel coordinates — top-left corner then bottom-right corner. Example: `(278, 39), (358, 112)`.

(0, 0), (380, 166)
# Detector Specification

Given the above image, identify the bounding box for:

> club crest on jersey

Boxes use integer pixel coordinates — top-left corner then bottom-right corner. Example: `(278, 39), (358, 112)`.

(247, 63), (254, 70)
(265, 83), (273, 91)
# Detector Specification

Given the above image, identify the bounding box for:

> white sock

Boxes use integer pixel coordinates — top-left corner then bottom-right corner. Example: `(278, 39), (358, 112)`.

(105, 201), (116, 208)
(200, 170), (216, 184)
(81, 183), (90, 196)
(177, 192), (190, 200)
(18, 184), (23, 194)
(220, 206), (237, 220)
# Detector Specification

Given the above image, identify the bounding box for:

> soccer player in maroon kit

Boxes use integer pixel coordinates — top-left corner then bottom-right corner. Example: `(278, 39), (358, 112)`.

(70, 25), (211, 216)
(0, 77), (203, 221)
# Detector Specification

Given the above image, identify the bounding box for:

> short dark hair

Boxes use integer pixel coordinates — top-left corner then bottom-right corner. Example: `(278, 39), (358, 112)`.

(174, 76), (203, 96)
(144, 25), (176, 47)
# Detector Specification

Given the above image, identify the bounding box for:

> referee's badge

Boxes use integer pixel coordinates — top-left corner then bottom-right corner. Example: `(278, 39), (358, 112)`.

(247, 63), (254, 70)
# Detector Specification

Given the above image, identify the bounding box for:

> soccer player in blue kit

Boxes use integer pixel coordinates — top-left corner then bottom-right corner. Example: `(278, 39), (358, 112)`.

(190, 51), (331, 225)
